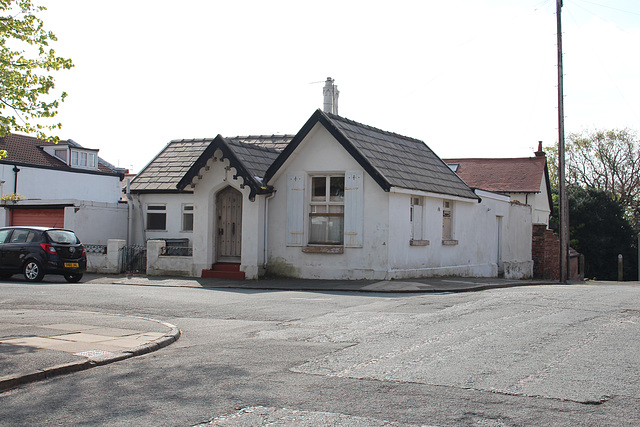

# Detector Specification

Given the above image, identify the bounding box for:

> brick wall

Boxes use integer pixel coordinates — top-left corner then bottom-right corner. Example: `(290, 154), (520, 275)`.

(532, 224), (560, 280)
(532, 224), (580, 280)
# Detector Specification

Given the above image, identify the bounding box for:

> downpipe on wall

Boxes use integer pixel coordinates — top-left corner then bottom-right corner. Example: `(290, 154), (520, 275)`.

(125, 178), (133, 246)
(263, 191), (276, 270)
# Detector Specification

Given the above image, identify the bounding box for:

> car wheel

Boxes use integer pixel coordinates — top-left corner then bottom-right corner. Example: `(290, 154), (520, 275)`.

(64, 273), (83, 283)
(23, 260), (44, 282)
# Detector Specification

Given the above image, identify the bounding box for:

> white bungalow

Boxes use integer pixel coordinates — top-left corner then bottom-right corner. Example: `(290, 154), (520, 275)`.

(129, 109), (533, 280)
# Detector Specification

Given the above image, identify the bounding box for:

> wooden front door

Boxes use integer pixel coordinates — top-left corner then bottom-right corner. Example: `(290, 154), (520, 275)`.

(216, 187), (242, 261)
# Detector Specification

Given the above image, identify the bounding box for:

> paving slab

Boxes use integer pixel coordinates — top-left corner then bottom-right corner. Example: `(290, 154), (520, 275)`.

(0, 309), (180, 392)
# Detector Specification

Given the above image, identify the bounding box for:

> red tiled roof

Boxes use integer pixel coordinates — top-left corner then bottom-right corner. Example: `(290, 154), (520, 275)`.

(443, 156), (547, 193)
(0, 133), (116, 174)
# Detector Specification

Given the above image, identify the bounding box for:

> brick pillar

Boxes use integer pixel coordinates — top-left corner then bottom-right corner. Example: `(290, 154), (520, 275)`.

(532, 225), (560, 280)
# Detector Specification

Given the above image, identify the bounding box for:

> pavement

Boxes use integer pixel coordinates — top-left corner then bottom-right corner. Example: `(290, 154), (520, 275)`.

(0, 307), (180, 392)
(0, 273), (603, 392)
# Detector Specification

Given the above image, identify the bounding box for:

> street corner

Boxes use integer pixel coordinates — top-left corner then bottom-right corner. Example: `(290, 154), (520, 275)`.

(0, 309), (180, 391)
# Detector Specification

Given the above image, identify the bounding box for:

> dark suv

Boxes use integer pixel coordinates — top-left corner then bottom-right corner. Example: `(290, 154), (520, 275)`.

(0, 227), (86, 282)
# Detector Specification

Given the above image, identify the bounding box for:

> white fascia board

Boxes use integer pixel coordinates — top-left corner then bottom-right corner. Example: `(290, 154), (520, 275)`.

(389, 187), (477, 204)
(474, 189), (511, 202)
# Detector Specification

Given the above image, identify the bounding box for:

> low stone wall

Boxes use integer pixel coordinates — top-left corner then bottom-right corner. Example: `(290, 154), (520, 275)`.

(146, 239), (193, 277)
(86, 239), (195, 276)
(86, 239), (125, 274)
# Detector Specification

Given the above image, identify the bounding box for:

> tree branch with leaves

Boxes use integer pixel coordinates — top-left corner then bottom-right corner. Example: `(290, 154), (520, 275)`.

(547, 128), (640, 230)
(0, 0), (73, 156)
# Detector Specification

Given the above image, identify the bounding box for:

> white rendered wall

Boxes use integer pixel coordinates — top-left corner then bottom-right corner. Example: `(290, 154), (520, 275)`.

(502, 200), (534, 278)
(532, 177), (551, 226)
(0, 164), (122, 203)
(132, 192), (195, 245)
(63, 203), (128, 244)
(266, 124), (390, 280)
(506, 176), (550, 226)
(387, 190), (532, 279)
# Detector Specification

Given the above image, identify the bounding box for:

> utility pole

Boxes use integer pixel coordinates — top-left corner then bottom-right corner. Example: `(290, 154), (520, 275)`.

(557, 0), (569, 283)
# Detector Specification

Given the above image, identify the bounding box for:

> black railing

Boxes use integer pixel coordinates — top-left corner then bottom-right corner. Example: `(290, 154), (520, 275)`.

(121, 245), (147, 273)
(161, 246), (193, 257)
(85, 244), (107, 255)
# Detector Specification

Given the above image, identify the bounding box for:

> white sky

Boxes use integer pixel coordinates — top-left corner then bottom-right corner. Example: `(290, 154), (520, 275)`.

(39, 0), (640, 173)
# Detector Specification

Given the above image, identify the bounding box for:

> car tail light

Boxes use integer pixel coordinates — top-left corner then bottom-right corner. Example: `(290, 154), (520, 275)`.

(81, 244), (86, 257)
(41, 243), (57, 254)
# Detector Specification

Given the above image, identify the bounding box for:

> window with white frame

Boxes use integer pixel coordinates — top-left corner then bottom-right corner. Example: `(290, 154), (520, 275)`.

(146, 205), (167, 231)
(442, 200), (453, 240)
(69, 149), (98, 169)
(309, 175), (345, 245)
(410, 196), (424, 240)
(182, 204), (194, 231)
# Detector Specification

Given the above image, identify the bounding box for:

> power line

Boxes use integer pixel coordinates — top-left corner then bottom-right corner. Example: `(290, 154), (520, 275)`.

(571, 0), (640, 16)
(567, 0), (629, 31)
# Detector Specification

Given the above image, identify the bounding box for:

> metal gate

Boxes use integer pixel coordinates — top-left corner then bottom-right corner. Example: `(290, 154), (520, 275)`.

(121, 245), (147, 274)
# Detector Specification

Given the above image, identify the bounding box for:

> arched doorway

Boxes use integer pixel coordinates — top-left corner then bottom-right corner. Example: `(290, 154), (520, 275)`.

(215, 186), (242, 262)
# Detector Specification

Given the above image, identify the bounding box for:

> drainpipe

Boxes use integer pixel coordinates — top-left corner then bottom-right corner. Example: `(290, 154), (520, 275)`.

(12, 165), (19, 195)
(263, 191), (276, 270)
(125, 179), (132, 246)
(136, 193), (146, 243)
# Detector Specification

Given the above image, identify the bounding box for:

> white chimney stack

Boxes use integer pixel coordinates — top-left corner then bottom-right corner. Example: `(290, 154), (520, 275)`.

(323, 77), (339, 115)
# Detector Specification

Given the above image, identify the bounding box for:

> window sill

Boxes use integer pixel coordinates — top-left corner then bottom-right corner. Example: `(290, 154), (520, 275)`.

(442, 239), (458, 246)
(410, 239), (430, 246)
(302, 246), (344, 254)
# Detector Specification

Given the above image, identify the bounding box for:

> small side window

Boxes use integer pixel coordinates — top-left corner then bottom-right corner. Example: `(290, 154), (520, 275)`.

(182, 205), (194, 231)
(146, 205), (167, 231)
(443, 200), (453, 240)
(410, 197), (423, 241)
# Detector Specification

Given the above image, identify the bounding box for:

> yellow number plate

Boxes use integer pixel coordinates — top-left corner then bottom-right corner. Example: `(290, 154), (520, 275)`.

(64, 262), (79, 268)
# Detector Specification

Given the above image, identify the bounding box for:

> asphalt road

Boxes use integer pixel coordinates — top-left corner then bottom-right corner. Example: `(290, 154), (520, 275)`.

(1, 280), (639, 426)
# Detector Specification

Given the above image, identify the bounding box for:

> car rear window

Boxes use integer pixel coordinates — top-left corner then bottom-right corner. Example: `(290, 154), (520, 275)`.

(46, 230), (80, 244)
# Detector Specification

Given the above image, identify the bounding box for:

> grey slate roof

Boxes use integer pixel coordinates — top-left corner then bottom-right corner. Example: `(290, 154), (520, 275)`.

(225, 136), (291, 180)
(130, 136), (292, 193)
(133, 110), (477, 201)
(265, 110), (478, 200)
(130, 139), (211, 192)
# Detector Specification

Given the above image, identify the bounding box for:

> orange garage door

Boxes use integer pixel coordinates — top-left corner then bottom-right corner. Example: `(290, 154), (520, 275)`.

(10, 208), (65, 227)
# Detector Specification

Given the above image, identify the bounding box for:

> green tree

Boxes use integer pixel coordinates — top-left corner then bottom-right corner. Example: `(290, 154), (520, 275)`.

(546, 129), (640, 230)
(552, 186), (638, 280)
(0, 0), (73, 154)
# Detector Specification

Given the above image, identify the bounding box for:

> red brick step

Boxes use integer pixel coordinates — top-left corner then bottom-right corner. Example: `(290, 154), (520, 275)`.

(201, 263), (245, 280)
